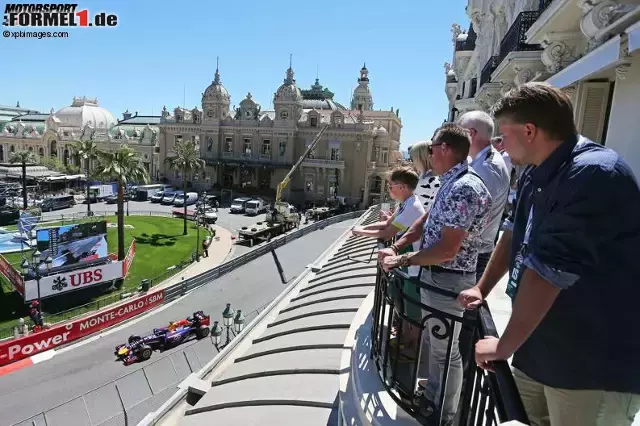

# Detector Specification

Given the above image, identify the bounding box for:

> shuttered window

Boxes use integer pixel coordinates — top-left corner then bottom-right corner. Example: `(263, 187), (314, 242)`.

(576, 82), (612, 144)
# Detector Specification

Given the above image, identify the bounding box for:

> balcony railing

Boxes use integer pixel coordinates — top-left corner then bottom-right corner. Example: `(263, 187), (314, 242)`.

(371, 265), (528, 425)
(480, 56), (500, 87)
(497, 11), (542, 65)
(538, 0), (554, 13)
(455, 25), (477, 52)
(302, 158), (345, 168)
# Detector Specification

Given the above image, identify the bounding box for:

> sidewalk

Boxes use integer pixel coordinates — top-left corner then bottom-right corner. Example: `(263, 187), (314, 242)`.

(161, 224), (234, 287)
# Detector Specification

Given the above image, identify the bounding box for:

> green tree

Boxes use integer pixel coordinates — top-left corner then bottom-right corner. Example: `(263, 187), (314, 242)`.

(73, 140), (100, 216)
(165, 140), (204, 235)
(9, 150), (37, 209)
(97, 145), (149, 260)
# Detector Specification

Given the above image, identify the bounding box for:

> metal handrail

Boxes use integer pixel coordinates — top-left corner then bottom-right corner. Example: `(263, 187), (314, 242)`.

(370, 266), (528, 425)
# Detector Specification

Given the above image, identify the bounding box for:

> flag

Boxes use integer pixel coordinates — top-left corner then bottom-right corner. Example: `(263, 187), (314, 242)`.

(18, 211), (39, 235)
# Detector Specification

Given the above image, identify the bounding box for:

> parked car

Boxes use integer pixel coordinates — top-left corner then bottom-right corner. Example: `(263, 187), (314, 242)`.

(150, 191), (166, 203)
(173, 192), (199, 207)
(161, 191), (182, 205)
(244, 198), (267, 215)
(230, 197), (252, 213)
(41, 195), (76, 212)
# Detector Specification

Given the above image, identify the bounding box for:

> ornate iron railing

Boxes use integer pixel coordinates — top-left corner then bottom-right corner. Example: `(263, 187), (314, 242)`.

(480, 56), (500, 87)
(371, 266), (528, 425)
(497, 11), (542, 65)
(538, 0), (554, 14)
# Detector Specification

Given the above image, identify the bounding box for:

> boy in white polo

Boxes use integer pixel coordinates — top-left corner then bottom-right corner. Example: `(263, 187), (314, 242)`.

(352, 167), (424, 352)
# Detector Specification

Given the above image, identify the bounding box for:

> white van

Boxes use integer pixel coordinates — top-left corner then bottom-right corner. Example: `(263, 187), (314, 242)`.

(230, 197), (252, 213)
(174, 192), (199, 207)
(244, 199), (266, 215)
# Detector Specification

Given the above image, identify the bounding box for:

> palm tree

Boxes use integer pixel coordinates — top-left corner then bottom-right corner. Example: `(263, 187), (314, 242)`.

(97, 145), (149, 260)
(9, 150), (37, 209)
(73, 140), (100, 216)
(165, 140), (204, 235)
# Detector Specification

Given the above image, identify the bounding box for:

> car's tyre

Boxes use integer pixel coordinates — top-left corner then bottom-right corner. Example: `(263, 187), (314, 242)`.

(140, 346), (152, 361)
(196, 326), (210, 339)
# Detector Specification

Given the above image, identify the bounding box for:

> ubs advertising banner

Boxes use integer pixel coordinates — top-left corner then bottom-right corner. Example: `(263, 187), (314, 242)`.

(24, 261), (124, 301)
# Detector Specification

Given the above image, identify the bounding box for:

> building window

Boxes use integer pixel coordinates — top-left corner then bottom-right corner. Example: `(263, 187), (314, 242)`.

(381, 148), (388, 164)
(310, 116), (317, 127)
(207, 109), (213, 117)
(305, 174), (314, 192)
(175, 135), (183, 146)
(330, 148), (340, 161)
(207, 137), (213, 152)
(262, 140), (271, 155)
(243, 138), (252, 154)
(225, 137), (233, 152)
(279, 140), (286, 156)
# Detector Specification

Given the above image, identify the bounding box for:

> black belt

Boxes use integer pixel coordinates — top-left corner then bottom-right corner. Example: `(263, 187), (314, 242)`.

(426, 265), (469, 275)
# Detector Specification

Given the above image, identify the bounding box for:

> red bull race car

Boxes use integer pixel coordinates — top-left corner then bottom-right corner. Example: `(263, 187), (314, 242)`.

(114, 311), (211, 365)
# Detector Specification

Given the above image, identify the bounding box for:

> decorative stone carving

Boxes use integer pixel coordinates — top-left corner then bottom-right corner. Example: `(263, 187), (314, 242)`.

(562, 85), (577, 101)
(444, 62), (452, 75)
(541, 39), (578, 73)
(491, 5), (508, 54)
(445, 85), (457, 101)
(455, 56), (471, 79)
(579, 0), (635, 51)
(451, 23), (463, 44)
(615, 62), (631, 80)
(500, 81), (515, 96)
(514, 67), (535, 86)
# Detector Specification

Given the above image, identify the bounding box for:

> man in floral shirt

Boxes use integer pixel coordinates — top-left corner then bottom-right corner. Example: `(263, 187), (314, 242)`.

(382, 123), (491, 424)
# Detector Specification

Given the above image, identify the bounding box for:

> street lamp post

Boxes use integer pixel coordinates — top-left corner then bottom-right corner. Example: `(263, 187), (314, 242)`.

(20, 250), (53, 328)
(210, 304), (245, 350)
(195, 192), (206, 262)
(222, 303), (234, 346)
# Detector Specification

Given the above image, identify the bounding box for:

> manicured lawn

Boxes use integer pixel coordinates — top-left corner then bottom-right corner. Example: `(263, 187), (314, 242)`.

(0, 216), (208, 333)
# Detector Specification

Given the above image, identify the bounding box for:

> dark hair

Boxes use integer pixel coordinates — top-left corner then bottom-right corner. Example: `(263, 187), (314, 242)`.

(433, 122), (471, 162)
(389, 166), (419, 190)
(491, 82), (577, 141)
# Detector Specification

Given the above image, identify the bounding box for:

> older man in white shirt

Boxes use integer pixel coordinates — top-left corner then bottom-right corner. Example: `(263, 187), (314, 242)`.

(457, 111), (511, 281)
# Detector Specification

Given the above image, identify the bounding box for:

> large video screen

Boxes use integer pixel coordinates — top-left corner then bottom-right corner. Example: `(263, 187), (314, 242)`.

(36, 221), (109, 271)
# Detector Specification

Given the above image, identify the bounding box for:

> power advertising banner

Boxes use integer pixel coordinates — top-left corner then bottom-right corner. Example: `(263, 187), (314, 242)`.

(0, 289), (165, 366)
(24, 261), (124, 301)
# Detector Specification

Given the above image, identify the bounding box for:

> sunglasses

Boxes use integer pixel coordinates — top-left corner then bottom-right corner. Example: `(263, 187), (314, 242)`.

(428, 141), (445, 154)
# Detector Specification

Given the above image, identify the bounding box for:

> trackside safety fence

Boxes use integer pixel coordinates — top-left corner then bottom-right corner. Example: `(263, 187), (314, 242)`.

(9, 209), (366, 426)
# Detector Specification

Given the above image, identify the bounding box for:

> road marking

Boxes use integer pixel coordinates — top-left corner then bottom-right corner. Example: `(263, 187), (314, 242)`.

(31, 350), (55, 364)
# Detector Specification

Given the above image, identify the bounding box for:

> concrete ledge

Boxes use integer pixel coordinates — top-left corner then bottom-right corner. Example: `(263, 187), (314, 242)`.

(338, 290), (420, 426)
(179, 373), (210, 396)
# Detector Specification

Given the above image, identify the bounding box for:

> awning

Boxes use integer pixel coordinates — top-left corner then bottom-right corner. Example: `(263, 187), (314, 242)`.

(626, 20), (640, 54)
(547, 35), (621, 88)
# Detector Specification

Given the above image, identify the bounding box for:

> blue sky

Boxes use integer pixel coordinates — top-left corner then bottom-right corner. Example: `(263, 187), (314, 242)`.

(1, 0), (469, 151)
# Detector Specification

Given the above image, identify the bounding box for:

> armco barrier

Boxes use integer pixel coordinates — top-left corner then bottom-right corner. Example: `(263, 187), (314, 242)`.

(0, 290), (165, 366)
(1, 210), (363, 368)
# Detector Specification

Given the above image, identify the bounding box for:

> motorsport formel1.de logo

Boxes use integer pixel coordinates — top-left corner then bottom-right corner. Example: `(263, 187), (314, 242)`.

(3, 3), (118, 27)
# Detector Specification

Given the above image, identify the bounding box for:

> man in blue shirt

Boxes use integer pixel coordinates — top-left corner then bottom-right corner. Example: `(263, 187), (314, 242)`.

(459, 82), (640, 425)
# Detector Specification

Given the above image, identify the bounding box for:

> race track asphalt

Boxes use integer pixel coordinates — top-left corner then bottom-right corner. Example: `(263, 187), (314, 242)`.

(0, 219), (357, 425)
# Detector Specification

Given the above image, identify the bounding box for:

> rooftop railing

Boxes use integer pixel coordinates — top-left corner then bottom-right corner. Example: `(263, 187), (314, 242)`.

(480, 56), (500, 87)
(538, 0), (554, 14)
(497, 11), (542, 66)
(371, 265), (528, 425)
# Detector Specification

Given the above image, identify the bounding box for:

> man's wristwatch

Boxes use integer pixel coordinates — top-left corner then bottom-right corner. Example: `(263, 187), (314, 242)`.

(398, 254), (410, 268)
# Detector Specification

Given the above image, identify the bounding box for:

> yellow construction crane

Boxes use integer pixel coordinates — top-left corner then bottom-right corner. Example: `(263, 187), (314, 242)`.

(275, 123), (330, 203)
